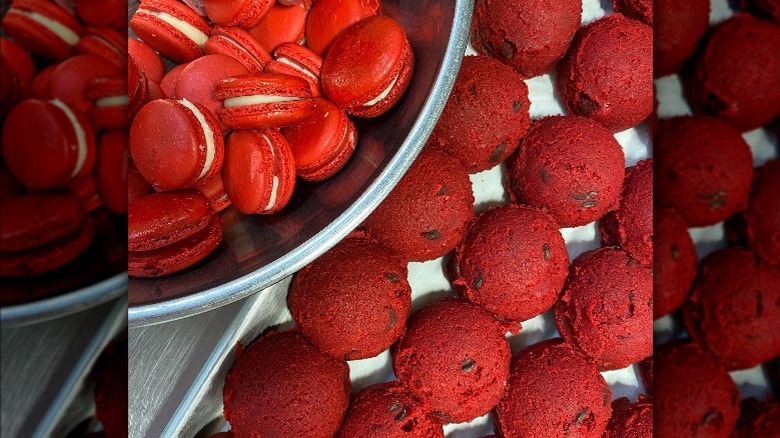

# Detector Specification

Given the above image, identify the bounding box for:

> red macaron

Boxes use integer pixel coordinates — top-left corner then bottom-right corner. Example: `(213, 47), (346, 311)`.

(95, 130), (128, 215)
(204, 0), (273, 28)
(130, 99), (224, 191)
(75, 27), (127, 70)
(128, 190), (223, 277)
(0, 192), (95, 278)
(321, 15), (414, 118)
(86, 77), (128, 130)
(265, 42), (323, 97)
(130, 0), (211, 64)
(215, 73), (315, 129)
(75, 0), (126, 30)
(247, 0), (311, 53)
(305, 0), (380, 56)
(128, 171), (153, 203)
(0, 166), (23, 202)
(204, 26), (272, 74)
(46, 54), (123, 113)
(128, 38), (165, 84)
(0, 59), (23, 120)
(65, 173), (103, 213)
(0, 37), (36, 85)
(160, 63), (187, 99)
(281, 98), (357, 182)
(175, 54), (250, 129)
(193, 173), (231, 213)
(222, 129), (296, 214)
(2, 98), (96, 191)
(1, 0), (83, 60)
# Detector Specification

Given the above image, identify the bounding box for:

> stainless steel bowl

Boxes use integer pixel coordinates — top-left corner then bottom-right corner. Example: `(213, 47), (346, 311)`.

(0, 273), (127, 328)
(128, 0), (474, 327)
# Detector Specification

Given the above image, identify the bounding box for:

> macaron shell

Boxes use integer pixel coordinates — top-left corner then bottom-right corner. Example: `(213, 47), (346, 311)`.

(129, 214), (222, 278)
(0, 215), (95, 278)
(66, 173), (103, 212)
(1, 99), (96, 191)
(216, 73), (315, 129)
(204, 26), (272, 74)
(194, 174), (231, 212)
(0, 37), (36, 85)
(0, 60), (23, 120)
(128, 38), (165, 84)
(128, 171), (153, 202)
(222, 129), (296, 214)
(0, 166), (23, 202)
(87, 77), (129, 130)
(265, 42), (323, 97)
(351, 42), (413, 118)
(130, 99), (224, 191)
(204, 0), (273, 28)
(47, 54), (122, 113)
(130, 0), (211, 64)
(175, 54), (250, 129)
(160, 63), (187, 98)
(75, 27), (127, 70)
(95, 130), (129, 214)
(305, 0), (380, 56)
(281, 98), (357, 181)
(1, 0), (83, 60)
(128, 190), (212, 252)
(75, 0), (127, 29)
(321, 16), (413, 117)
(31, 63), (57, 98)
(0, 192), (87, 252)
(248, 0), (311, 53)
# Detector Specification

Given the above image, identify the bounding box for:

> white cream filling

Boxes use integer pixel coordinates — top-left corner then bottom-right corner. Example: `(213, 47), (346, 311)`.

(50, 99), (87, 178)
(260, 133), (280, 211)
(276, 56), (318, 81)
(223, 95), (301, 108)
(10, 10), (80, 46)
(217, 35), (264, 70)
(215, 193), (229, 204)
(95, 95), (129, 108)
(178, 99), (216, 181)
(363, 73), (400, 107)
(138, 9), (208, 49)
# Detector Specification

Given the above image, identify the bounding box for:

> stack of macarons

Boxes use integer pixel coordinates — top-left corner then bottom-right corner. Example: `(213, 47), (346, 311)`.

(653, 2), (780, 436)
(0, 0), (128, 300)
(127, 0), (416, 277)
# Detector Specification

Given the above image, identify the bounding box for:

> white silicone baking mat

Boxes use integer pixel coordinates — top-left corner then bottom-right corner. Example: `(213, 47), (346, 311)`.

(653, 0), (777, 404)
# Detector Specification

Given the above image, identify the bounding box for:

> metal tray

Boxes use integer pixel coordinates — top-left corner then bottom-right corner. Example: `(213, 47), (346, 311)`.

(1, 297), (127, 437)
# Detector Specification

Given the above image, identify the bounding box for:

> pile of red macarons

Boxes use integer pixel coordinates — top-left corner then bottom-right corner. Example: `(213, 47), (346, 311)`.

(0, 0), (127, 293)
(653, 1), (780, 436)
(126, 0), (415, 278)
(214, 1), (656, 437)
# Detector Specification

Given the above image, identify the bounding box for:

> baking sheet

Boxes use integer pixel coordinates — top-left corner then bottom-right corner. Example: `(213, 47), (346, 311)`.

(228, 1), (652, 436)
(653, 0), (777, 403)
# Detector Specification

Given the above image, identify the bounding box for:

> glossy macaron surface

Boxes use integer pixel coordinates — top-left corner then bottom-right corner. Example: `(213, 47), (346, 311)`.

(216, 73), (314, 129)
(2, 98), (95, 191)
(222, 129), (296, 214)
(130, 99), (223, 191)
(321, 15), (413, 117)
(130, 0), (211, 63)
(281, 98), (356, 181)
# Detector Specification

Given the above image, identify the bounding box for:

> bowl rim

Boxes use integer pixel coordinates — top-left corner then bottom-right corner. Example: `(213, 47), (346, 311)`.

(0, 272), (127, 328)
(128, 0), (475, 327)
